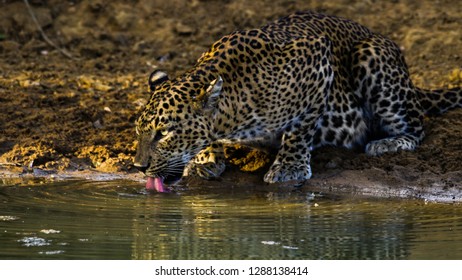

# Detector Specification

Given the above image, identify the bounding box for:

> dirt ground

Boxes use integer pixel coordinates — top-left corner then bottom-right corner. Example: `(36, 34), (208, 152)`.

(0, 0), (461, 202)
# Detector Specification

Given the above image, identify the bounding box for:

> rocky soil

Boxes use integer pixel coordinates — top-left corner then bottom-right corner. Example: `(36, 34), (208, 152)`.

(0, 0), (461, 202)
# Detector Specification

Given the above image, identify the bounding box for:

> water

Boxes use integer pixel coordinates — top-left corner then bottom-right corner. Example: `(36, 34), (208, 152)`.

(1, 178), (461, 260)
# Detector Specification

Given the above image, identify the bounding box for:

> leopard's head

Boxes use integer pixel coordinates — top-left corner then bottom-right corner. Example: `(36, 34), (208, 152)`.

(134, 70), (223, 191)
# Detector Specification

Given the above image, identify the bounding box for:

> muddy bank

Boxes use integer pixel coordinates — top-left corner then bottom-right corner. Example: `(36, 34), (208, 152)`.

(0, 0), (461, 202)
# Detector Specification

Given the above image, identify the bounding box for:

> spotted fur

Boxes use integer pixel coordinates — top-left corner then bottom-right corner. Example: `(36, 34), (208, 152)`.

(134, 11), (462, 184)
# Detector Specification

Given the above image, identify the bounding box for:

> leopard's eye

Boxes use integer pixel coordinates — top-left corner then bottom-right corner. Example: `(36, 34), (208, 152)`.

(153, 128), (169, 142)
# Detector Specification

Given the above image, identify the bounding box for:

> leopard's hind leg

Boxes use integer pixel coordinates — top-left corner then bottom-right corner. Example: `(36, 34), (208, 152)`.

(351, 35), (425, 156)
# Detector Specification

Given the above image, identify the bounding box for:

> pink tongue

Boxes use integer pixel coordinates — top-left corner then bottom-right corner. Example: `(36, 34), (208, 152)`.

(146, 177), (166, 192)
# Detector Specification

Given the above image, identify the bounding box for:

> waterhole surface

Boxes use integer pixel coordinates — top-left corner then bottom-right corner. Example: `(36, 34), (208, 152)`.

(1, 179), (461, 259)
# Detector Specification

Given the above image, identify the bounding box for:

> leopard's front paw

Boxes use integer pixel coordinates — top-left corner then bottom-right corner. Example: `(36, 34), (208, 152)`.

(263, 162), (312, 184)
(183, 160), (226, 180)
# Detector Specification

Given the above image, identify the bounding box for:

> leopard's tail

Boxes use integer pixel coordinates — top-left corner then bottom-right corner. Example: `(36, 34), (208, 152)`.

(416, 87), (462, 116)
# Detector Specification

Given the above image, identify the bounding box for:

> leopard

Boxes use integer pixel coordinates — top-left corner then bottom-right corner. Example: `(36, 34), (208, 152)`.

(134, 11), (462, 191)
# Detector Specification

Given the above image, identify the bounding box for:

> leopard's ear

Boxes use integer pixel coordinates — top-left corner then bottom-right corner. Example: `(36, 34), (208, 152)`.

(148, 70), (169, 91)
(202, 76), (223, 114)
(192, 76), (223, 115)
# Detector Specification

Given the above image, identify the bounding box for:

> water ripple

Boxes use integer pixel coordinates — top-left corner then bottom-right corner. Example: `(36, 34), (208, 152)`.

(1, 179), (462, 259)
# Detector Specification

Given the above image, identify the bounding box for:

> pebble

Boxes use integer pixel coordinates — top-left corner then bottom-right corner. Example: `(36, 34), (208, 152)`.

(174, 22), (196, 35)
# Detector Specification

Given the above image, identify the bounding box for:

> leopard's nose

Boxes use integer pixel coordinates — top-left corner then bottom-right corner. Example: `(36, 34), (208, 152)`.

(134, 163), (148, 173)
